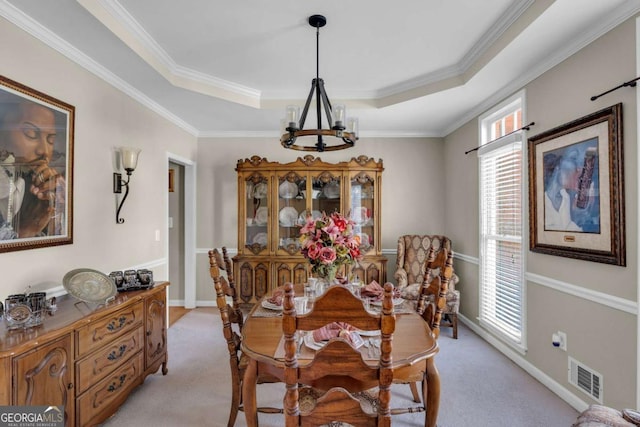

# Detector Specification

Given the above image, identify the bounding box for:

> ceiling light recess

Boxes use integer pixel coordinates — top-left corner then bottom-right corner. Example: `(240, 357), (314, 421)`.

(280, 15), (358, 152)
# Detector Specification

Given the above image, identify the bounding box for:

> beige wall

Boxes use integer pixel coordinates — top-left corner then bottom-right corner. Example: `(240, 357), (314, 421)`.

(444, 16), (638, 409)
(0, 17), (198, 296)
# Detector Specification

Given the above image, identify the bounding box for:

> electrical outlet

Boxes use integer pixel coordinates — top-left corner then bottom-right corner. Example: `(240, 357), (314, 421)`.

(558, 331), (567, 351)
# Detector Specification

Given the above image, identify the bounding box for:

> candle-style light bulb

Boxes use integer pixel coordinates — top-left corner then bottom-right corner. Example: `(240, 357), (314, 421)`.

(332, 104), (346, 129)
(285, 105), (300, 130)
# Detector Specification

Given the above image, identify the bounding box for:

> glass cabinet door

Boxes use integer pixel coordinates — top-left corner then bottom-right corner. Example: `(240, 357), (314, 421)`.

(277, 172), (306, 254)
(313, 171), (342, 217)
(245, 174), (268, 253)
(350, 172), (375, 253)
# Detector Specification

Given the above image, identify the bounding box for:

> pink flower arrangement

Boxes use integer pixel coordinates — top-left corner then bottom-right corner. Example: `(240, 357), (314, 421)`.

(299, 211), (362, 279)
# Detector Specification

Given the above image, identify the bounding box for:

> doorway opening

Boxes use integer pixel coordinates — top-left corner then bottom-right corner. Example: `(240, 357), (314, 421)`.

(167, 153), (196, 310)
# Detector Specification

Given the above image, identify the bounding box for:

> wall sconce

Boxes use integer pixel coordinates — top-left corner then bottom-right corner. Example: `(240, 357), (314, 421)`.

(113, 147), (141, 224)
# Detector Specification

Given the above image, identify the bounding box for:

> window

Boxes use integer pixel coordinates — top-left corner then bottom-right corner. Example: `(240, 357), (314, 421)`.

(478, 91), (526, 350)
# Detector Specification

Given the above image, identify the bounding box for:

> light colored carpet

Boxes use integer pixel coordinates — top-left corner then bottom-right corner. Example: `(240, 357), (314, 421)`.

(102, 308), (579, 427)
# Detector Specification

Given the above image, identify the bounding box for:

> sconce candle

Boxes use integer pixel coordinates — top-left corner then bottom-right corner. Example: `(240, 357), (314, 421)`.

(113, 147), (141, 224)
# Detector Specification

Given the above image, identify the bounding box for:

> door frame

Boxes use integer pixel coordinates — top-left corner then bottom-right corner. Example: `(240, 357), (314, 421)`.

(167, 152), (196, 309)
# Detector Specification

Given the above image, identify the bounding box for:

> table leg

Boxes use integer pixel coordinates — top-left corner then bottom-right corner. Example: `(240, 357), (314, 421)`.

(425, 357), (440, 427)
(243, 357), (259, 427)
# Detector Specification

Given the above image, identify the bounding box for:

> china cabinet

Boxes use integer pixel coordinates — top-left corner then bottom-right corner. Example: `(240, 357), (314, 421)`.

(234, 155), (386, 304)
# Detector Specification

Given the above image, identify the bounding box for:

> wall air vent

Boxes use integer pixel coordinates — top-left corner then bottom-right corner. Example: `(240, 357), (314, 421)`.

(569, 357), (603, 403)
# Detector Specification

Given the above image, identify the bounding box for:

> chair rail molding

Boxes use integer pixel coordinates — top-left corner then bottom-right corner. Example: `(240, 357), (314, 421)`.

(526, 272), (637, 315)
(452, 252), (478, 265)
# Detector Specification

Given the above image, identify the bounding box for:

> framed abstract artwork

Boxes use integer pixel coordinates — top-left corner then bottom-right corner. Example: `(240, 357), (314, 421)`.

(528, 103), (625, 265)
(0, 76), (74, 252)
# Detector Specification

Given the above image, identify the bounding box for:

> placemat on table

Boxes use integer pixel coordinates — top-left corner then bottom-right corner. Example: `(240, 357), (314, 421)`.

(251, 304), (283, 318)
(273, 334), (379, 361)
(367, 299), (416, 314)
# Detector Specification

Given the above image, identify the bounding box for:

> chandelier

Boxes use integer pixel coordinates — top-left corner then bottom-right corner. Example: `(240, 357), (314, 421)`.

(280, 15), (359, 152)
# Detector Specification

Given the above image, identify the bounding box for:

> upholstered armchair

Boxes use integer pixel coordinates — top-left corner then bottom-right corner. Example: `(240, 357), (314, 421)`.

(395, 235), (460, 338)
(573, 405), (640, 426)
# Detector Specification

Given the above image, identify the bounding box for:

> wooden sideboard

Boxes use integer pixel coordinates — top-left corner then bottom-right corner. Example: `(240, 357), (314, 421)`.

(0, 282), (168, 427)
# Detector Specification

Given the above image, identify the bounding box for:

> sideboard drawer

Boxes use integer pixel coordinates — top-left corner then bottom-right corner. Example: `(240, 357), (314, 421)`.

(76, 302), (143, 357)
(76, 352), (144, 427)
(75, 327), (143, 395)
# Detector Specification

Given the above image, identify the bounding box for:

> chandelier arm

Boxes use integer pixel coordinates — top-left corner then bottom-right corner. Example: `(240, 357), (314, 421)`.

(317, 79), (334, 129)
(298, 79), (317, 130)
(315, 78), (323, 132)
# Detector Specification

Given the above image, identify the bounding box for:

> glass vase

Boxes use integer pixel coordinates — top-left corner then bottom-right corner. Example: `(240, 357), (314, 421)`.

(314, 265), (338, 292)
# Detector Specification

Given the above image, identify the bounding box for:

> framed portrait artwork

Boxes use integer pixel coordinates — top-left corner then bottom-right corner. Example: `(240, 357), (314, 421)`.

(528, 103), (624, 266)
(0, 76), (74, 253)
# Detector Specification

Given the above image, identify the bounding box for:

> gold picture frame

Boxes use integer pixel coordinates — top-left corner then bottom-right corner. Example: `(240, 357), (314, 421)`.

(0, 75), (74, 253)
(528, 103), (625, 265)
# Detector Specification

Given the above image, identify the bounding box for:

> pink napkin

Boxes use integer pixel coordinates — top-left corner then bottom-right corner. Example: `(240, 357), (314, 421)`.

(360, 280), (400, 301)
(312, 322), (356, 342)
(267, 288), (284, 306)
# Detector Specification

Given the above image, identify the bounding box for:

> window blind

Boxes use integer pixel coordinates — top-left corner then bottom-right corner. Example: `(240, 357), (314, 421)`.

(479, 138), (523, 343)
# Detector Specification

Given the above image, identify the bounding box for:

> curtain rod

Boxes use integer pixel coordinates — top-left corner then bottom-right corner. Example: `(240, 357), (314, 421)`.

(591, 76), (640, 101)
(464, 122), (535, 155)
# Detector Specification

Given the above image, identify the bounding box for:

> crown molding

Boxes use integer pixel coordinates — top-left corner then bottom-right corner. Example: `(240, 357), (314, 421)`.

(0, 0), (199, 136)
(75, 0), (548, 110)
(78, 0), (261, 107)
(459, 0), (535, 72)
(441, 0), (640, 137)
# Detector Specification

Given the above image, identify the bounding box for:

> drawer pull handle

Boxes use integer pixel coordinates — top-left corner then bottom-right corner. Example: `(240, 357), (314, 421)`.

(107, 374), (127, 392)
(107, 345), (128, 361)
(107, 316), (128, 332)
(67, 383), (73, 390)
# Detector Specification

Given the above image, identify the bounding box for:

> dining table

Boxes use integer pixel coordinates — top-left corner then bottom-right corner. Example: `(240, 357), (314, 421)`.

(240, 284), (441, 427)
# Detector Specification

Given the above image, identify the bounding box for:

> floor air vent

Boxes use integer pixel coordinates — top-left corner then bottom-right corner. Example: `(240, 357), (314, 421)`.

(569, 357), (602, 403)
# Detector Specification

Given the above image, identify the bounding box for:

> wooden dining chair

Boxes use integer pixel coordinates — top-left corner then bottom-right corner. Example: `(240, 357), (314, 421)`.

(220, 246), (243, 310)
(209, 249), (282, 427)
(282, 282), (395, 427)
(392, 246), (453, 415)
(395, 235), (460, 339)
(417, 247), (454, 339)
